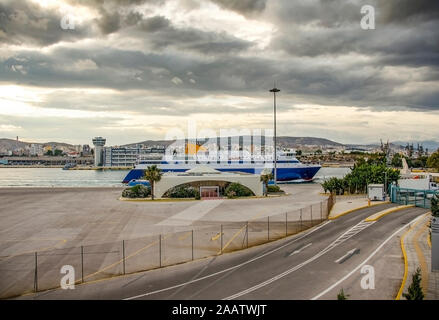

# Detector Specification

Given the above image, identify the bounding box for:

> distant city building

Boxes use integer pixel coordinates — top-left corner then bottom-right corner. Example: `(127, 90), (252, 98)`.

(103, 145), (165, 167)
(82, 144), (91, 156)
(92, 137), (106, 166)
(29, 144), (43, 156)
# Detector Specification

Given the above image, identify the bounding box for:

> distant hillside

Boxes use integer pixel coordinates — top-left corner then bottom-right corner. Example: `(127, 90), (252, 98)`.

(277, 136), (343, 147)
(124, 136), (344, 148)
(0, 138), (29, 150)
(123, 140), (175, 148)
(0, 138), (77, 152)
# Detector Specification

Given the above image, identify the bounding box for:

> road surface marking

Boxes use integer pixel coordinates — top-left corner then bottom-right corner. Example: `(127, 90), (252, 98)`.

(289, 243), (312, 256)
(334, 248), (360, 264)
(178, 232), (192, 242)
(219, 225), (247, 254)
(312, 214), (425, 300)
(123, 220), (332, 300)
(211, 232), (222, 241)
(223, 220), (375, 300)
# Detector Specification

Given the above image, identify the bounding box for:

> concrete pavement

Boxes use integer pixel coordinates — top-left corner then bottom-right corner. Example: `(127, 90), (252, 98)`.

(398, 213), (439, 300)
(0, 184), (325, 257)
(17, 204), (428, 300)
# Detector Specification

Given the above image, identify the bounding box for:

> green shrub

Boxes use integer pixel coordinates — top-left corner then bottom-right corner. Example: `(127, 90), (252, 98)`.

(225, 183), (254, 198)
(167, 185), (200, 198)
(267, 185), (282, 193)
(403, 268), (424, 300)
(337, 288), (349, 300)
(122, 185), (151, 198)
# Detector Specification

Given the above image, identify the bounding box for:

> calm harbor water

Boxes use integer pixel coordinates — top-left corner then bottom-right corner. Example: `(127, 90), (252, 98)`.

(0, 167), (351, 187)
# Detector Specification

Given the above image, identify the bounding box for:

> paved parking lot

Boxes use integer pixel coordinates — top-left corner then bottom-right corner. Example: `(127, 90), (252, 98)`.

(0, 184), (325, 256)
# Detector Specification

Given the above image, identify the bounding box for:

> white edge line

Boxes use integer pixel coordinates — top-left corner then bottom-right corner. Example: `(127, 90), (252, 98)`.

(123, 220), (332, 300)
(310, 214), (425, 300)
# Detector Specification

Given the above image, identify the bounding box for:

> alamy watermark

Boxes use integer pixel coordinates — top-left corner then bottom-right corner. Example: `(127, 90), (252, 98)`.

(360, 5), (375, 30)
(163, 120), (276, 169)
(60, 14), (76, 30)
(60, 265), (75, 290)
(360, 265), (375, 290)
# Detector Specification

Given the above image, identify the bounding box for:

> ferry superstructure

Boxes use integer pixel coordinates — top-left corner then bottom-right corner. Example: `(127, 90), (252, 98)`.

(122, 150), (321, 183)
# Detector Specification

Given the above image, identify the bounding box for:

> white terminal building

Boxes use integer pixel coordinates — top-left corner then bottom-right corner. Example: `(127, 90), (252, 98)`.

(92, 136), (165, 167)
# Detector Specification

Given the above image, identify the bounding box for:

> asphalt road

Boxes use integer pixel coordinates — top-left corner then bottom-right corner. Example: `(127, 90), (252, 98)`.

(20, 203), (428, 300)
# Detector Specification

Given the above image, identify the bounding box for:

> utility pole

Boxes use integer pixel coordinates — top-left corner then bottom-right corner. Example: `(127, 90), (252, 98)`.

(269, 85), (280, 185)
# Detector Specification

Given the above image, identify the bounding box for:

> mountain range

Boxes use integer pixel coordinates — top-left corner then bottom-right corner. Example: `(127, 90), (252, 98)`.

(1, 137), (438, 152)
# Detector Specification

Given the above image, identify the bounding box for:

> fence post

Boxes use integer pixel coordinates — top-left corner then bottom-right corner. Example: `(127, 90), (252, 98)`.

(81, 246), (84, 283)
(220, 225), (223, 254)
(191, 230), (194, 261)
(267, 216), (270, 241)
(34, 252), (38, 292)
(246, 222), (249, 248)
(159, 234), (162, 267)
(122, 240), (126, 275)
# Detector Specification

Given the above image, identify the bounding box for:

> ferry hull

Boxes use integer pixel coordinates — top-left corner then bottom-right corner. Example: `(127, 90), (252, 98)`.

(122, 166), (321, 183)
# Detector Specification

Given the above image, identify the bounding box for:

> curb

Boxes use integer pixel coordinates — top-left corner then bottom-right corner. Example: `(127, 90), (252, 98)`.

(395, 214), (428, 300)
(328, 201), (390, 220)
(364, 205), (415, 222)
(396, 225), (410, 300)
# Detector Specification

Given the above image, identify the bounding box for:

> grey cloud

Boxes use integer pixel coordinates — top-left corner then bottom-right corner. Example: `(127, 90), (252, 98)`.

(210, 0), (267, 16)
(0, 0), (438, 120)
(378, 0), (439, 24)
(268, 1), (439, 70)
(0, 0), (92, 46)
(131, 15), (254, 54)
(2, 45), (437, 112)
(96, 9), (121, 34)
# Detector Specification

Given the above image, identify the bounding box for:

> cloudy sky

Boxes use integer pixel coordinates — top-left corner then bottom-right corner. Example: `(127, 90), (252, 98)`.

(0, 0), (438, 146)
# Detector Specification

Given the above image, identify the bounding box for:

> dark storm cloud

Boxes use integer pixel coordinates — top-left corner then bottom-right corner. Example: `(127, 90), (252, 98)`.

(1, 0), (438, 115)
(268, 0), (439, 71)
(126, 15), (254, 54)
(2, 44), (437, 112)
(210, 0), (267, 16)
(0, 0), (91, 46)
(96, 8), (121, 34)
(378, 0), (439, 24)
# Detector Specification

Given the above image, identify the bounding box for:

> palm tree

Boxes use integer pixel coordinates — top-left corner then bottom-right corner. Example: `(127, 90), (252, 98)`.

(260, 172), (273, 196)
(143, 165), (162, 200)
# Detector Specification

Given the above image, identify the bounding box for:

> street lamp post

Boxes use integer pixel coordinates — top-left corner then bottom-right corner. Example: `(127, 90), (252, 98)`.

(269, 86), (280, 185)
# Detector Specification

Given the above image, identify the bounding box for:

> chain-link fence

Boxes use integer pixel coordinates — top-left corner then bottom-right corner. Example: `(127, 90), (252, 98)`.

(0, 196), (334, 299)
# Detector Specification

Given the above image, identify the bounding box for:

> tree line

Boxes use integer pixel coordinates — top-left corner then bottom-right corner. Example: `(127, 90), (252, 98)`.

(322, 156), (400, 195)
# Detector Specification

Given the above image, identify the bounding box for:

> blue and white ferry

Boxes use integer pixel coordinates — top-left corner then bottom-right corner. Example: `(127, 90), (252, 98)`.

(122, 150), (320, 183)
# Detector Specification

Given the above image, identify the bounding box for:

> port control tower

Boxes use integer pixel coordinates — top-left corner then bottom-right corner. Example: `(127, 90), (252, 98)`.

(92, 137), (106, 167)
